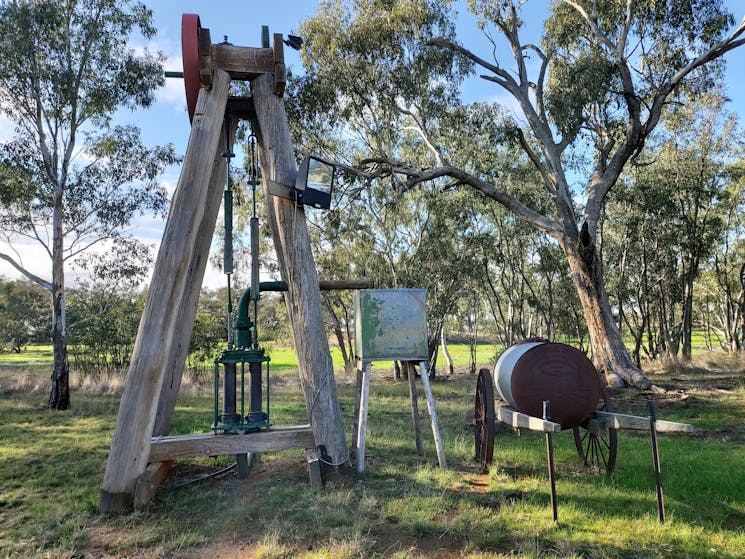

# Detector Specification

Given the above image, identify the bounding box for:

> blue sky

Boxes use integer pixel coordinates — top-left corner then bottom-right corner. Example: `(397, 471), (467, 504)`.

(1, 1), (743, 288)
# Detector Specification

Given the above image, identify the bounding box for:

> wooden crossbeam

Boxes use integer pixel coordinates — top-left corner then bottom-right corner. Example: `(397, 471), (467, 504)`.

(496, 406), (562, 433)
(594, 411), (694, 433)
(211, 44), (275, 79)
(149, 425), (316, 462)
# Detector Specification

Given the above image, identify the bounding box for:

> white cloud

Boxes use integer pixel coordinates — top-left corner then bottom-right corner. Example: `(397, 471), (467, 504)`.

(158, 77), (188, 111)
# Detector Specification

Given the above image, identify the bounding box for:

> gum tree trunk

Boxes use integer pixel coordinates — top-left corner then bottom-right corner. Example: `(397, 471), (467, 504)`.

(48, 191), (69, 410)
(562, 228), (652, 390)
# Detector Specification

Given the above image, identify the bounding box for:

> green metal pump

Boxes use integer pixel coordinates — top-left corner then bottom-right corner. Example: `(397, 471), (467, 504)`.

(212, 122), (271, 433)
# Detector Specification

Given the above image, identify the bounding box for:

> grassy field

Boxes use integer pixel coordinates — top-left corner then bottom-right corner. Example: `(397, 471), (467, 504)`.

(1, 347), (745, 558)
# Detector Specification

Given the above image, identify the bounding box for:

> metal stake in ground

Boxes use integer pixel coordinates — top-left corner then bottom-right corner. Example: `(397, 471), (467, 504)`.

(648, 400), (665, 524)
(543, 400), (558, 523)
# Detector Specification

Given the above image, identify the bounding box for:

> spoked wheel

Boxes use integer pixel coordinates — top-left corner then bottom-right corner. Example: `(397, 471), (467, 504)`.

(573, 383), (617, 474)
(474, 368), (495, 473)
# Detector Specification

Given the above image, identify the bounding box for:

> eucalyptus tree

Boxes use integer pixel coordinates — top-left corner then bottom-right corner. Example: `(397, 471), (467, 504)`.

(0, 0), (176, 408)
(709, 161), (745, 352)
(297, 0), (745, 387)
(603, 91), (742, 362)
(648, 92), (738, 359)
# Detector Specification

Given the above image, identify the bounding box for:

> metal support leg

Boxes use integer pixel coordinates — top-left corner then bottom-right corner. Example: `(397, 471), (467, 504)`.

(356, 362), (371, 473)
(544, 400), (558, 523)
(648, 400), (665, 524)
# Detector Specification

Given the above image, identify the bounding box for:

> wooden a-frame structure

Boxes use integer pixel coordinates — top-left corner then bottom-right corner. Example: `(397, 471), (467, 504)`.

(99, 17), (348, 515)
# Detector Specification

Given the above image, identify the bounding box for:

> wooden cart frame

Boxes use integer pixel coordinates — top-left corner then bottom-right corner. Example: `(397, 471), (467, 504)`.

(473, 368), (693, 523)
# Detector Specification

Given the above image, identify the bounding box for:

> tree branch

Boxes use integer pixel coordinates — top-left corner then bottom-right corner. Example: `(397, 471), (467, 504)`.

(405, 165), (559, 235)
(0, 251), (52, 290)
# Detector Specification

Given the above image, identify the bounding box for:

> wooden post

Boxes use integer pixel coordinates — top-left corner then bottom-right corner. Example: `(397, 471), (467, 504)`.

(352, 364), (363, 451)
(251, 73), (349, 473)
(152, 120), (236, 437)
(356, 361), (372, 473)
(418, 361), (447, 468)
(99, 70), (231, 515)
(406, 362), (424, 456)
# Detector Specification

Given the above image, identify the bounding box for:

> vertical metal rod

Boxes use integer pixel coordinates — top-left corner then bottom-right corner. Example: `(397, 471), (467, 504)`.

(351, 364), (362, 451)
(543, 400), (558, 523)
(356, 362), (372, 473)
(213, 362), (219, 428)
(648, 400), (666, 524)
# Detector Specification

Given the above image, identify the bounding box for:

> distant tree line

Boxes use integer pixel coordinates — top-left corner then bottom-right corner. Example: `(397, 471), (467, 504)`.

(3, 88), (743, 378)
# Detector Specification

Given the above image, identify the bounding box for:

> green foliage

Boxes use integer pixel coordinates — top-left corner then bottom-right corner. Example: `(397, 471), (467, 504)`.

(66, 283), (143, 378)
(0, 0), (179, 406)
(542, 0), (733, 135)
(602, 89), (745, 361)
(0, 278), (50, 352)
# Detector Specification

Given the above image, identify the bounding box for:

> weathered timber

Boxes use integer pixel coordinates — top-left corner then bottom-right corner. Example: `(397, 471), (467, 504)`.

(252, 72), (349, 472)
(319, 279), (373, 290)
(406, 362), (424, 456)
(211, 44), (274, 79)
(496, 405), (562, 433)
(99, 70), (231, 515)
(149, 426), (316, 462)
(227, 96), (255, 120)
(198, 27), (212, 87)
(594, 411), (693, 433)
(258, 279), (374, 292)
(418, 361), (447, 468)
(153, 121), (235, 437)
(355, 362), (372, 473)
(134, 461), (173, 510)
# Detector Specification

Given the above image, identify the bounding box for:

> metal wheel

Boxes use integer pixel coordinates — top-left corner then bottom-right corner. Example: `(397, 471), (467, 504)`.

(474, 368), (495, 473)
(573, 383), (617, 474)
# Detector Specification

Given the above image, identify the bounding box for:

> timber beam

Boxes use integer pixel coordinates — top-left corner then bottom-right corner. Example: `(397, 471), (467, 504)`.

(496, 405), (562, 433)
(149, 425), (317, 462)
(593, 411), (694, 433)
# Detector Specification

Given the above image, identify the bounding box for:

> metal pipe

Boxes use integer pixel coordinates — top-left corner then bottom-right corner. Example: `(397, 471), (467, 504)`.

(648, 400), (665, 524)
(250, 217), (260, 301)
(224, 190), (233, 274)
(234, 279), (374, 348)
(544, 400), (558, 523)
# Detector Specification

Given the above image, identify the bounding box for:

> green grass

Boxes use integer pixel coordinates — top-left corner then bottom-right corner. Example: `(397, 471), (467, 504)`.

(2, 350), (745, 558)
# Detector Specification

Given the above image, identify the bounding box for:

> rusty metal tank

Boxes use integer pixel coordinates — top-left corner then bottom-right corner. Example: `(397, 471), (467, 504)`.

(494, 340), (601, 429)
